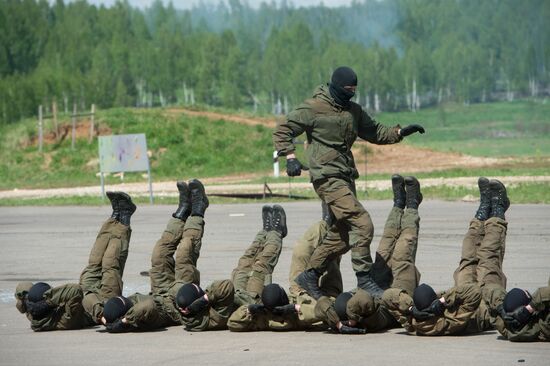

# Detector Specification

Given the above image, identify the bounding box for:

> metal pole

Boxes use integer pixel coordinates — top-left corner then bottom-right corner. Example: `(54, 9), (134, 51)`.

(38, 105), (43, 153)
(100, 172), (105, 201)
(71, 103), (77, 150)
(148, 166), (154, 204)
(89, 104), (95, 143)
(273, 150), (279, 178)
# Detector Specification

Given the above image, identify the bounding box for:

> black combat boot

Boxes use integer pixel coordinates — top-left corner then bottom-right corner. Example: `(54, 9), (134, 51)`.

(405, 176), (423, 210)
(172, 181), (191, 221)
(489, 179), (510, 220)
(262, 205), (273, 231)
(321, 201), (334, 227)
(474, 177), (491, 221)
(106, 191), (119, 220)
(392, 174), (406, 209)
(295, 269), (323, 300)
(356, 271), (385, 299)
(189, 179), (209, 217)
(272, 205), (287, 238)
(116, 192), (136, 226)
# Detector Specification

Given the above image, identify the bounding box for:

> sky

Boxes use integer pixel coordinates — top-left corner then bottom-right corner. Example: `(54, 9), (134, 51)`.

(83, 0), (357, 9)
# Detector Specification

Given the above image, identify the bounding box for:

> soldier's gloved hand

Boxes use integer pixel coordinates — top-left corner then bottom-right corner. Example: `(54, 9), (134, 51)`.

(509, 306), (532, 328)
(410, 306), (435, 321)
(247, 304), (265, 315)
(286, 158), (304, 177)
(106, 318), (131, 333)
(272, 304), (296, 316)
(25, 299), (53, 320)
(186, 296), (209, 314)
(426, 299), (445, 316)
(400, 124), (425, 137)
(339, 324), (366, 335)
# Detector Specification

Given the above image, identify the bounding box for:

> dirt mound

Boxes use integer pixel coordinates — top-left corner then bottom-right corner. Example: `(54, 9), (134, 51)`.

(29, 119), (111, 147)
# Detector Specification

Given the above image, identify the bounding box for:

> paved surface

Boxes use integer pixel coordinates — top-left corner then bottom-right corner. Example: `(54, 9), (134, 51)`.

(0, 200), (549, 366)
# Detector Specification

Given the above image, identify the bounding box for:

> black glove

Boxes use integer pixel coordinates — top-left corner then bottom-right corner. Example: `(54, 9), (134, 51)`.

(106, 318), (132, 333)
(26, 299), (53, 320)
(410, 306), (435, 321)
(247, 304), (265, 315)
(286, 158), (304, 177)
(426, 299), (445, 316)
(503, 306), (532, 331)
(186, 296), (209, 314)
(339, 324), (367, 334)
(271, 304), (296, 316)
(400, 124), (425, 137)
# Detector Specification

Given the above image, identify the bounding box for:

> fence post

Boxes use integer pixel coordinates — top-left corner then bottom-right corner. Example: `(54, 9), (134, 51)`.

(273, 150), (279, 178)
(52, 101), (59, 142)
(38, 105), (43, 153)
(89, 104), (95, 143)
(71, 103), (77, 150)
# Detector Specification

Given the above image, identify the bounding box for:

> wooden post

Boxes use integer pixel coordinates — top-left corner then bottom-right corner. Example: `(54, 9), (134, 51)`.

(89, 104), (95, 143)
(71, 103), (77, 150)
(52, 101), (59, 142)
(38, 105), (43, 153)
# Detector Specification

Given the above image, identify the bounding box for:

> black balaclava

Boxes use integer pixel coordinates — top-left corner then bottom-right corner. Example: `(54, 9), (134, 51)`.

(329, 66), (358, 107)
(176, 283), (205, 309)
(103, 296), (133, 323)
(413, 284), (438, 310)
(28, 282), (51, 302)
(503, 288), (532, 312)
(334, 292), (353, 321)
(261, 284), (289, 310)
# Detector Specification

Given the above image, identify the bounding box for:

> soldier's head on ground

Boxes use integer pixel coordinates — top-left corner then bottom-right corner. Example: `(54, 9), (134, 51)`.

(25, 282), (53, 320)
(176, 283), (205, 314)
(413, 283), (438, 310)
(27, 282), (51, 302)
(103, 296), (133, 323)
(503, 288), (531, 312)
(261, 284), (289, 310)
(329, 66), (357, 106)
(334, 292), (353, 321)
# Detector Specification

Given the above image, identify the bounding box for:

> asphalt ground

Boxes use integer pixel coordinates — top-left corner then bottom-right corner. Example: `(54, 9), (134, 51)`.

(0, 200), (549, 366)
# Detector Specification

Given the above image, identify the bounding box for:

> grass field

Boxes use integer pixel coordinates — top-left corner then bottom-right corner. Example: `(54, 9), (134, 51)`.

(1, 100), (549, 200)
(377, 100), (550, 157)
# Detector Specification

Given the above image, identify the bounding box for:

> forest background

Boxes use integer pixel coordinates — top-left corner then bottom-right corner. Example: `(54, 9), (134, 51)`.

(1, 0), (549, 123)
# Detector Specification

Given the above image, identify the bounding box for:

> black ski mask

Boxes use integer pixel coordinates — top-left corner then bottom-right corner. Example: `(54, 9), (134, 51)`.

(261, 284), (289, 310)
(329, 66), (357, 107)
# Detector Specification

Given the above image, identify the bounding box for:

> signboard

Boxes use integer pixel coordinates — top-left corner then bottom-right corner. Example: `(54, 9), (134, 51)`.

(98, 134), (153, 203)
(99, 134), (149, 173)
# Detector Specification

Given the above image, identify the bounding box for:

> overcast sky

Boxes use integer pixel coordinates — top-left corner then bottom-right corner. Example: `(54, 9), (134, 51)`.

(84, 0), (357, 9)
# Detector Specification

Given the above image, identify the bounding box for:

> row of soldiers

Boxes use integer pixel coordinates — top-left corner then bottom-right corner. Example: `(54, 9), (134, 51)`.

(16, 177), (549, 341)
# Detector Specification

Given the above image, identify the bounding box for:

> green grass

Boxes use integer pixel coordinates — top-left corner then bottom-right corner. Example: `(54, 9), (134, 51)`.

(1, 100), (549, 195)
(376, 100), (550, 157)
(0, 108), (274, 190)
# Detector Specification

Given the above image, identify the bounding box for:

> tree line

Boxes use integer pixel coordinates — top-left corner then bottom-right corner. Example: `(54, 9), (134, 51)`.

(0, 0), (548, 124)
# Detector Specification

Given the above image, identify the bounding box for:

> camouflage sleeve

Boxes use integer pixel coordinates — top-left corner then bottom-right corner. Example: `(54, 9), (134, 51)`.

(347, 289), (376, 323)
(185, 280), (235, 332)
(530, 285), (550, 312)
(380, 288), (415, 332)
(124, 296), (161, 330)
(357, 109), (402, 145)
(45, 284), (84, 312)
(314, 296), (339, 329)
(273, 103), (313, 156)
(15, 282), (33, 314)
(227, 305), (262, 332)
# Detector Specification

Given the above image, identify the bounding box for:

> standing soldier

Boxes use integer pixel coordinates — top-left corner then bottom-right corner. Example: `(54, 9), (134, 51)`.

(382, 178), (510, 336)
(15, 192), (136, 331)
(314, 175), (422, 334)
(273, 66), (425, 299)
